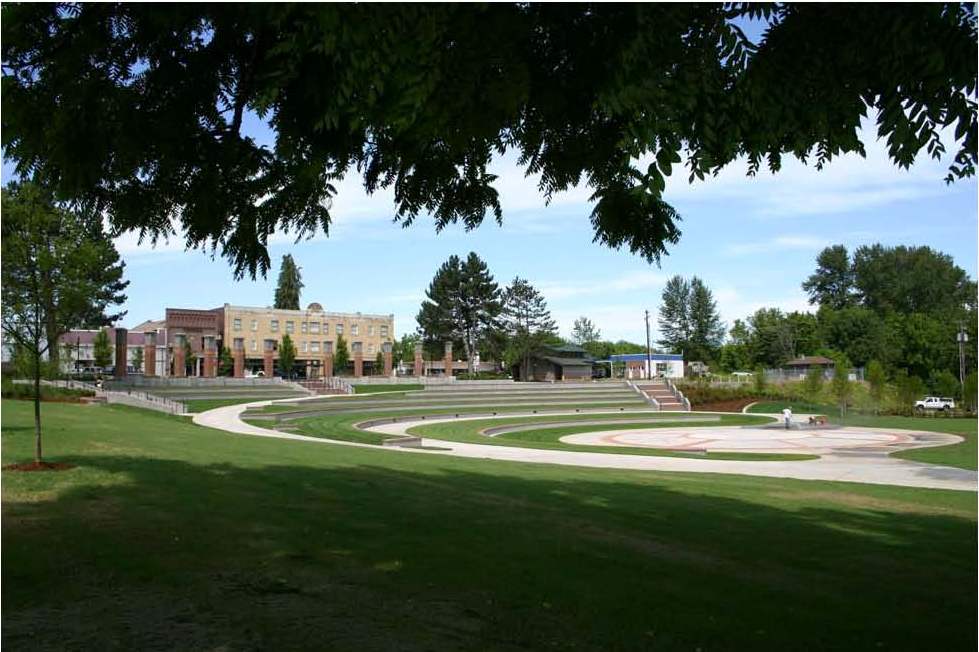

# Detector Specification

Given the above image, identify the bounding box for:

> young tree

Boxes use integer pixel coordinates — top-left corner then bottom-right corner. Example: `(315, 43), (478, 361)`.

(6, 5), (972, 278)
(571, 317), (601, 346)
(498, 277), (557, 380)
(416, 252), (501, 374)
(895, 370), (927, 416)
(865, 359), (887, 414)
(752, 365), (767, 395)
(274, 254), (304, 310)
(928, 369), (960, 399)
(218, 346), (235, 376)
(184, 339), (198, 376)
(657, 275), (690, 353)
(830, 355), (853, 420)
(687, 277), (724, 363)
(93, 329), (113, 369)
(803, 365), (824, 406)
(278, 334), (297, 378)
(803, 245), (853, 309)
(132, 347), (144, 373)
(962, 373), (978, 413)
(1, 182), (128, 464)
(395, 333), (420, 367)
(374, 351), (385, 375)
(334, 334), (350, 374)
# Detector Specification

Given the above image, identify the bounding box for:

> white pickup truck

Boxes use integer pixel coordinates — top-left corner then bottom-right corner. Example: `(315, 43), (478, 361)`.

(914, 396), (955, 412)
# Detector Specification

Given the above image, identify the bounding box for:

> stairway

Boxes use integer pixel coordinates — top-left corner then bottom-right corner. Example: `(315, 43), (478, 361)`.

(634, 382), (688, 411)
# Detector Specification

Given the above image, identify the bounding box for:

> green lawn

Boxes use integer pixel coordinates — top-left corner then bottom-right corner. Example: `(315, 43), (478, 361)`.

(404, 413), (817, 461)
(748, 401), (978, 471)
(183, 397), (274, 413)
(352, 383), (425, 394)
(2, 400), (976, 650)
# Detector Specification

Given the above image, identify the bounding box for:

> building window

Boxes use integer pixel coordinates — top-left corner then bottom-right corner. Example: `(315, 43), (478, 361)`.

(380, 325), (388, 337)
(351, 324), (359, 336)
(368, 343), (375, 354)
(250, 319), (258, 331)
(250, 339), (257, 351)
(311, 341), (320, 353)
(286, 321), (294, 334)
(270, 320), (279, 332)
(310, 322), (320, 334)
(301, 322), (308, 334)
(233, 318), (242, 331)
(301, 341), (308, 353)
(336, 324), (343, 335)
(368, 325), (374, 336)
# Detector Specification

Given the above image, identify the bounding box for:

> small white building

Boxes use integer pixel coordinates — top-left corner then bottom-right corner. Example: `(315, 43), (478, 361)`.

(608, 353), (684, 379)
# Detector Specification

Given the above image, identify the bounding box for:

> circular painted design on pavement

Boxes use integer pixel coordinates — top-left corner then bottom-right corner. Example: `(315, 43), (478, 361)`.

(560, 426), (915, 453)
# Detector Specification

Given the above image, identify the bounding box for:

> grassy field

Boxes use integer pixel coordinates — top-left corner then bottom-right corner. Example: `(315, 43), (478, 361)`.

(2, 399), (976, 650)
(404, 413), (818, 461)
(748, 401), (977, 470)
(352, 383), (425, 394)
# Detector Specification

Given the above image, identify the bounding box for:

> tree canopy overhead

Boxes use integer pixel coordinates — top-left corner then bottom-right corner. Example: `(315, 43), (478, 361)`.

(2, 4), (976, 277)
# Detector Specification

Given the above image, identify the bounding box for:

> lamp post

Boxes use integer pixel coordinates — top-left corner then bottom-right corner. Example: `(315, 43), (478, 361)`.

(957, 324), (968, 391)
(644, 310), (652, 381)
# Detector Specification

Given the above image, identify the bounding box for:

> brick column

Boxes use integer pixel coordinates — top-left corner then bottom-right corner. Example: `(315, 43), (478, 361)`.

(323, 341), (334, 378)
(233, 338), (244, 378)
(383, 342), (393, 376)
(143, 332), (157, 377)
(414, 343), (424, 377)
(202, 335), (218, 378)
(113, 328), (128, 379)
(263, 339), (275, 378)
(443, 342), (453, 378)
(353, 342), (363, 377)
(173, 334), (186, 377)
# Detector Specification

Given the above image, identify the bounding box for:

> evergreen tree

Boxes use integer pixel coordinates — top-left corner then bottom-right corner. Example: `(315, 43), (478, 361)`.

(687, 277), (724, 363)
(416, 252), (501, 374)
(132, 347), (144, 373)
(184, 339), (197, 376)
(803, 365), (823, 405)
(274, 254), (304, 310)
(571, 316), (601, 345)
(375, 351), (385, 375)
(334, 334), (350, 374)
(218, 346), (234, 376)
(279, 334), (297, 378)
(803, 245), (853, 309)
(866, 360), (887, 414)
(498, 277), (557, 380)
(657, 275), (690, 353)
(93, 329), (113, 369)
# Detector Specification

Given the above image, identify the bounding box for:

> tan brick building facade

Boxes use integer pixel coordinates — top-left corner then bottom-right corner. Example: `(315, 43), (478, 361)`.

(222, 303), (394, 377)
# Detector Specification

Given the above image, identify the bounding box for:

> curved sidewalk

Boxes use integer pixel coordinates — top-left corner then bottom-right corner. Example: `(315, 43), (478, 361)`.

(193, 402), (978, 491)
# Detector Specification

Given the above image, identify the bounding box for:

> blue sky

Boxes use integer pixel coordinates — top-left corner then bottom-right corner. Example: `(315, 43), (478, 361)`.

(4, 116), (977, 345)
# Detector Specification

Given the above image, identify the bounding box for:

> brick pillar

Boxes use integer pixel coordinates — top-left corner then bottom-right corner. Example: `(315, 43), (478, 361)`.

(383, 342), (393, 376)
(263, 339), (275, 378)
(173, 334), (186, 377)
(143, 332), (157, 377)
(323, 341), (334, 378)
(203, 335), (218, 378)
(233, 338), (244, 378)
(113, 328), (128, 379)
(353, 342), (363, 377)
(443, 342), (453, 378)
(414, 343), (424, 377)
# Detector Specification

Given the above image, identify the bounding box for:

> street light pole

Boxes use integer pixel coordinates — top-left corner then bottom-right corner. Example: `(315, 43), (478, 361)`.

(645, 310), (652, 381)
(957, 324), (968, 391)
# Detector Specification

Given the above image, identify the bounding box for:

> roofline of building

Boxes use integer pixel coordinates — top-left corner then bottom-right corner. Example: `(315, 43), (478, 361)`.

(222, 304), (394, 320)
(607, 353), (683, 361)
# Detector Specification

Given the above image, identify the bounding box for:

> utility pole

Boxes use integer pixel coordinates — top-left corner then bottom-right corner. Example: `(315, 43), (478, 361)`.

(957, 323), (968, 391)
(644, 310), (652, 381)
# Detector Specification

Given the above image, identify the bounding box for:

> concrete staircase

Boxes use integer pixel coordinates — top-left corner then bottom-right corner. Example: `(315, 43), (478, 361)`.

(634, 381), (689, 411)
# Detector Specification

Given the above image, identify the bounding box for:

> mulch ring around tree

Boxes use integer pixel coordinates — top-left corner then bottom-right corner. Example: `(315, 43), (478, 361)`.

(4, 461), (76, 472)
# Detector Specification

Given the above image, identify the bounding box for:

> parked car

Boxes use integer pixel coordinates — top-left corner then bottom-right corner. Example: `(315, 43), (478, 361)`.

(244, 370), (265, 378)
(914, 396), (955, 412)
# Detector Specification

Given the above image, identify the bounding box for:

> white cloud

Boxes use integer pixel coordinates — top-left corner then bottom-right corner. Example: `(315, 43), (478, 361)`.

(538, 270), (667, 301)
(725, 234), (829, 256)
(713, 286), (814, 327)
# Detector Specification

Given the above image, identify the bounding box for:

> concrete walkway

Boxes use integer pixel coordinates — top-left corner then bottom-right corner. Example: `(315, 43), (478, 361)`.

(193, 402), (978, 491)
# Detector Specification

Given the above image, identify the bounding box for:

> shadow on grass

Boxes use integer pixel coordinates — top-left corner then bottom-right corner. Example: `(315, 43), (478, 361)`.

(3, 453), (976, 651)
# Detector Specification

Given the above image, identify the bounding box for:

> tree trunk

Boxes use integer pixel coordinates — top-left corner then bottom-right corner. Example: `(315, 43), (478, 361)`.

(34, 354), (43, 464)
(463, 330), (474, 375)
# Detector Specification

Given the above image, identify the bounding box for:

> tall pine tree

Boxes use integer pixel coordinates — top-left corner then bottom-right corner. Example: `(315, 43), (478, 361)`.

(498, 277), (557, 380)
(274, 254), (304, 310)
(416, 252), (501, 374)
(687, 277), (725, 363)
(657, 275), (690, 353)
